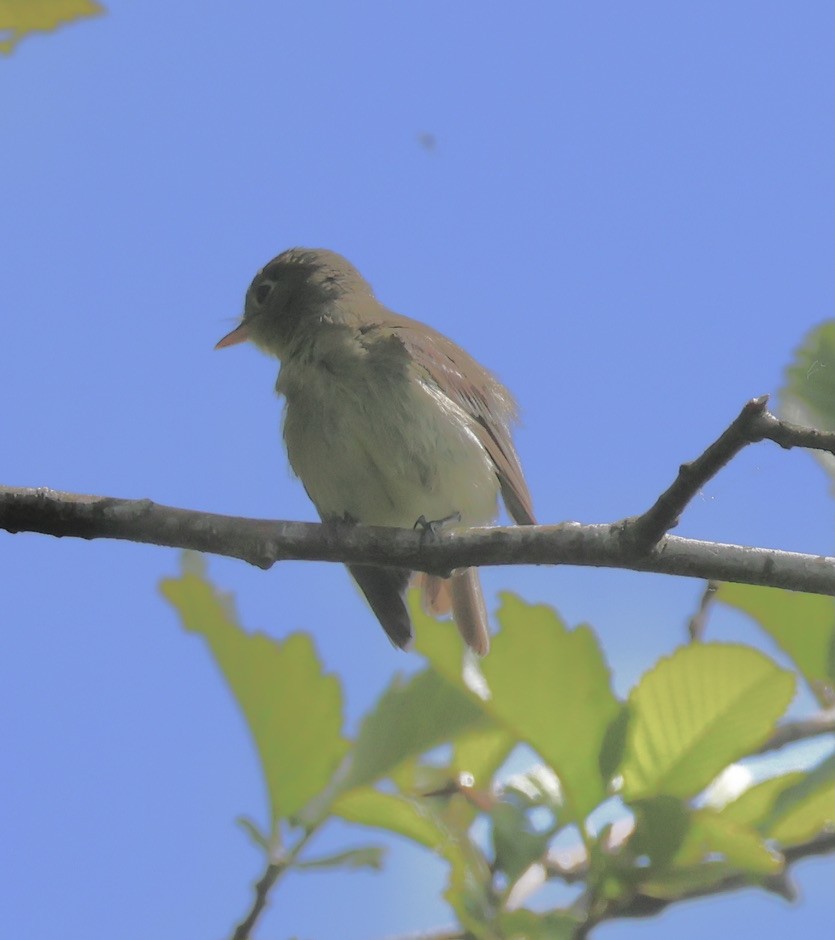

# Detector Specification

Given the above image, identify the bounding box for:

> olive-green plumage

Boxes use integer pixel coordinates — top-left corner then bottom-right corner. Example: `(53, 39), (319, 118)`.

(216, 248), (534, 655)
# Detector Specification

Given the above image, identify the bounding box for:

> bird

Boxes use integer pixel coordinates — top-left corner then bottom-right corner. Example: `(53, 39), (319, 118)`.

(215, 248), (534, 655)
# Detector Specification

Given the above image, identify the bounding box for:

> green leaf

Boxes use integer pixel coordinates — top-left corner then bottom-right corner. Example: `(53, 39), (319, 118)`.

(720, 772), (804, 830)
(780, 319), (835, 487)
(331, 788), (449, 848)
(675, 809), (782, 875)
(453, 726), (515, 784)
(295, 846), (384, 872)
(621, 643), (795, 801)
(341, 668), (490, 792)
(0, 0), (104, 54)
(639, 861), (738, 900)
(717, 583), (835, 704)
(765, 752), (835, 844)
(629, 796), (691, 868)
(499, 909), (580, 939)
(160, 562), (347, 825)
(490, 798), (554, 883)
(479, 595), (621, 820)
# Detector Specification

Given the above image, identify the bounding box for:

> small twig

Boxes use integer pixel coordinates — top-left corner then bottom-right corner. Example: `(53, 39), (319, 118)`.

(686, 580), (719, 642)
(622, 396), (835, 554)
(757, 709), (835, 755)
(595, 830), (835, 926)
(230, 826), (320, 940)
(231, 863), (281, 940)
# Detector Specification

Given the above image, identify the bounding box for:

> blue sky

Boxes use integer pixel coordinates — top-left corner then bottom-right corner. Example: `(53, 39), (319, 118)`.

(2, 2), (833, 938)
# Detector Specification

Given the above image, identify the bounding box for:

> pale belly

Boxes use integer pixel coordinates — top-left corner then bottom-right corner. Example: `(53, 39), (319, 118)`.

(281, 366), (499, 529)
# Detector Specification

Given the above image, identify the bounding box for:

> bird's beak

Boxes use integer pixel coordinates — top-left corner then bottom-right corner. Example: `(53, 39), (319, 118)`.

(215, 321), (251, 349)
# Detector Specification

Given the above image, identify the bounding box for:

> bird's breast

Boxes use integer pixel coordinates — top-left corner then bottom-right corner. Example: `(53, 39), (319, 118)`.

(278, 354), (499, 528)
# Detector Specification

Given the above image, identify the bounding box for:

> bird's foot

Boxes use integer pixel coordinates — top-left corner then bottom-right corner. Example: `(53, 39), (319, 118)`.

(413, 510), (462, 542)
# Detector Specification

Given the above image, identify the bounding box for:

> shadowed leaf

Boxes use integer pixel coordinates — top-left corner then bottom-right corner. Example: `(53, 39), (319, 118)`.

(341, 668), (490, 792)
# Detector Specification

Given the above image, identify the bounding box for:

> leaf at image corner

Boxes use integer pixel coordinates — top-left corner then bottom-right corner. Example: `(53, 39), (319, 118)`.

(0, 0), (104, 55)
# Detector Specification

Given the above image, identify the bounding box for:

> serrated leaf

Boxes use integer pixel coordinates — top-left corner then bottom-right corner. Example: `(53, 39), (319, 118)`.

(478, 595), (621, 820)
(0, 0), (103, 54)
(765, 752), (835, 844)
(160, 564), (347, 824)
(341, 668), (490, 792)
(621, 644), (795, 801)
(675, 809), (783, 875)
(295, 846), (384, 871)
(717, 583), (835, 704)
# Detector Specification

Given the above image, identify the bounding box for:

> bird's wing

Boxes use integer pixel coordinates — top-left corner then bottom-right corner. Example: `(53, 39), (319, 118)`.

(364, 315), (535, 526)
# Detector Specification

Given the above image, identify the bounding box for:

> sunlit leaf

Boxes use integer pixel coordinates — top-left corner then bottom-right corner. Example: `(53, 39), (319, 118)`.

(621, 644), (794, 800)
(453, 726), (515, 785)
(0, 0), (103, 54)
(717, 583), (835, 704)
(161, 561), (347, 825)
(479, 595), (621, 820)
(765, 753), (835, 845)
(331, 787), (448, 849)
(720, 772), (804, 830)
(675, 808), (782, 875)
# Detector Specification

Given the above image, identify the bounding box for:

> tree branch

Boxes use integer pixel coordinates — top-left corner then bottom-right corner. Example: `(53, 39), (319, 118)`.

(4, 397), (835, 596)
(2, 484), (835, 596)
(598, 830), (835, 925)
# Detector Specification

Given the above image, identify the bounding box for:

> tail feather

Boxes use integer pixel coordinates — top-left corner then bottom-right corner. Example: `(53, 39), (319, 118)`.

(449, 568), (490, 656)
(349, 564), (413, 649)
(416, 573), (453, 616)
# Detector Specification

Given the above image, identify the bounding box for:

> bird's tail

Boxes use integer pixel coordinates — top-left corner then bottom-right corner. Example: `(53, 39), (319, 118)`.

(418, 568), (490, 656)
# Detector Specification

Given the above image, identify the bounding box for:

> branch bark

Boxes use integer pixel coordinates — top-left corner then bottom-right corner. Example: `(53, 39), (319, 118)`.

(3, 397), (835, 595)
(2, 484), (835, 596)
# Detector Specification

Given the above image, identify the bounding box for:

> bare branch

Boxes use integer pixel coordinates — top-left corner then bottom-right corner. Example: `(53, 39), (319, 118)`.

(596, 830), (835, 926)
(2, 485), (835, 596)
(231, 863), (281, 940)
(622, 396), (835, 553)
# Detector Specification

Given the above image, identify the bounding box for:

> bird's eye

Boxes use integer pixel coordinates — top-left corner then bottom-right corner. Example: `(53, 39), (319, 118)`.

(254, 281), (274, 305)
